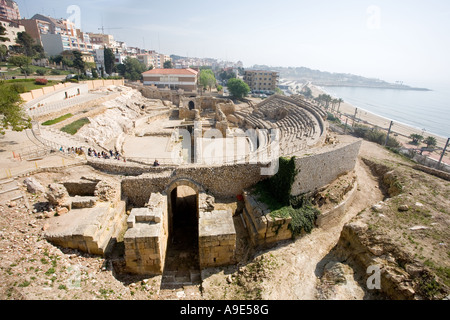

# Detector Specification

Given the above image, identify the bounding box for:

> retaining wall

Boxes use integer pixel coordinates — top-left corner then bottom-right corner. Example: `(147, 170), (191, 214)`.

(119, 163), (269, 207)
(291, 140), (362, 196)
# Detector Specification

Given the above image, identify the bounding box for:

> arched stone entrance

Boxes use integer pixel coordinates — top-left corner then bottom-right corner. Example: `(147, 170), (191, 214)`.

(164, 179), (203, 284)
(188, 100), (195, 110)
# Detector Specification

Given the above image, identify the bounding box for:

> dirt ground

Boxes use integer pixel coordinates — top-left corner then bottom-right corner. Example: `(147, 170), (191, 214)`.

(0, 134), (448, 300)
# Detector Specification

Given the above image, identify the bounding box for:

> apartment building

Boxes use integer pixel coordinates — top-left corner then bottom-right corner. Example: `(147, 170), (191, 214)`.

(243, 70), (279, 92)
(137, 52), (172, 69)
(21, 14), (93, 55)
(88, 33), (116, 48)
(0, 17), (25, 48)
(142, 68), (198, 92)
(0, 0), (20, 21)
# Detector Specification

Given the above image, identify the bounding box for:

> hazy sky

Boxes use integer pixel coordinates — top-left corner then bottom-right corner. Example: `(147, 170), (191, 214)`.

(15, 0), (450, 87)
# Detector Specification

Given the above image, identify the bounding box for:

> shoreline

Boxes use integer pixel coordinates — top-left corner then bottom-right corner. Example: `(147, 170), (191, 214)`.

(307, 84), (449, 165)
(310, 83), (431, 92)
(317, 85), (448, 140)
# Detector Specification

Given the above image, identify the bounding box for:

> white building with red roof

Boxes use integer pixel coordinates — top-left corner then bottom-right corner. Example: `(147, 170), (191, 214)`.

(142, 68), (199, 92)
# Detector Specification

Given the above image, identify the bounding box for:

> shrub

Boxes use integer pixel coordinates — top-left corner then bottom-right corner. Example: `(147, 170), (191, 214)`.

(20, 66), (32, 75)
(327, 112), (340, 123)
(9, 83), (26, 93)
(256, 157), (297, 206)
(36, 69), (47, 76)
(352, 124), (401, 149)
(35, 78), (48, 85)
(254, 157), (320, 237)
(50, 69), (61, 75)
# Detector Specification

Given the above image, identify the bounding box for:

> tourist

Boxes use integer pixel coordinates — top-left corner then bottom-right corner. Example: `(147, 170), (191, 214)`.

(153, 160), (160, 167)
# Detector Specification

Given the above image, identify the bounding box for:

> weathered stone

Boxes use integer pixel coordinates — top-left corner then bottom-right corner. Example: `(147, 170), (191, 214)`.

(46, 183), (70, 207)
(56, 207), (69, 216)
(322, 261), (348, 284)
(398, 204), (409, 212)
(23, 177), (45, 194)
(409, 226), (429, 231)
(372, 204), (384, 212)
(71, 196), (97, 209)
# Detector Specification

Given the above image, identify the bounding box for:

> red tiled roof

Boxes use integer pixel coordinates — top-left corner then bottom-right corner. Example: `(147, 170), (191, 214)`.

(142, 68), (198, 76)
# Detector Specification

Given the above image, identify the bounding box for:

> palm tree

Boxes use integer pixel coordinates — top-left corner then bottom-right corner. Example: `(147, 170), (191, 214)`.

(424, 136), (437, 148)
(337, 98), (344, 114)
(409, 134), (423, 145)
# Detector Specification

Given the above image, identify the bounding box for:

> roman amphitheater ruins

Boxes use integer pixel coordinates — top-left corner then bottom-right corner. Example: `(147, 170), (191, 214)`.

(20, 80), (362, 286)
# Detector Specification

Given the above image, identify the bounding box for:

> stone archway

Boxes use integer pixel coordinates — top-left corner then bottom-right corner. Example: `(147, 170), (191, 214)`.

(188, 100), (195, 110)
(164, 179), (204, 283)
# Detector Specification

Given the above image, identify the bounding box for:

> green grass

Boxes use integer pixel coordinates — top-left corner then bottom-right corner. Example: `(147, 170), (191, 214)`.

(1, 79), (59, 93)
(61, 118), (90, 135)
(1, 63), (72, 77)
(42, 114), (73, 126)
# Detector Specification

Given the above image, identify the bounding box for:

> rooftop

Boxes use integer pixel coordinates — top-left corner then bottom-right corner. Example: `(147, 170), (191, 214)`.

(142, 68), (198, 76)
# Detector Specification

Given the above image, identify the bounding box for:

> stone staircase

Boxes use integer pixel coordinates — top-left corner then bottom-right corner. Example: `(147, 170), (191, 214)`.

(161, 269), (202, 289)
(0, 178), (24, 203)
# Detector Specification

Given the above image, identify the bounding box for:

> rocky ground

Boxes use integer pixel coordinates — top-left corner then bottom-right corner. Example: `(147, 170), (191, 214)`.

(0, 136), (448, 300)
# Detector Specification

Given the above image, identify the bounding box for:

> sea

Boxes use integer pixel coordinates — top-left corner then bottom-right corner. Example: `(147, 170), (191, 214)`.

(318, 84), (450, 139)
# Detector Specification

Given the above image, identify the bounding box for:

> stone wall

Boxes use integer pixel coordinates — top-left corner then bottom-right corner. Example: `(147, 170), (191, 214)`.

(34, 92), (122, 123)
(20, 79), (125, 103)
(316, 181), (358, 227)
(134, 85), (185, 106)
(120, 163), (269, 207)
(412, 164), (450, 181)
(124, 187), (237, 275)
(124, 193), (169, 275)
(198, 210), (236, 268)
(242, 191), (292, 247)
(291, 140), (362, 196)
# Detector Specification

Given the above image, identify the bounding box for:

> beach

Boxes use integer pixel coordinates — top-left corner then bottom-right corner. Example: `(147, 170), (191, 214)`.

(308, 84), (449, 165)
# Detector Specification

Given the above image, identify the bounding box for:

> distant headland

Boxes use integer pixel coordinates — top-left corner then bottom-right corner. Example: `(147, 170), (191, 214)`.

(251, 65), (432, 91)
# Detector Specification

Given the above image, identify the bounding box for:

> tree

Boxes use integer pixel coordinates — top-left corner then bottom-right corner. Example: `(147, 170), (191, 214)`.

(8, 55), (32, 78)
(104, 47), (115, 75)
(91, 67), (99, 79)
(117, 57), (146, 81)
(424, 136), (437, 148)
(0, 83), (31, 135)
(199, 69), (216, 91)
(0, 25), (8, 42)
(0, 44), (8, 62)
(337, 98), (344, 113)
(218, 69), (236, 82)
(409, 133), (423, 145)
(16, 32), (36, 57)
(227, 78), (250, 99)
(163, 60), (173, 69)
(72, 50), (86, 75)
(274, 87), (285, 96)
(32, 44), (46, 59)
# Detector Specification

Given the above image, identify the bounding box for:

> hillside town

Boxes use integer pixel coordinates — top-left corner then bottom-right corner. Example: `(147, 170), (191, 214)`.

(0, 0), (249, 84)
